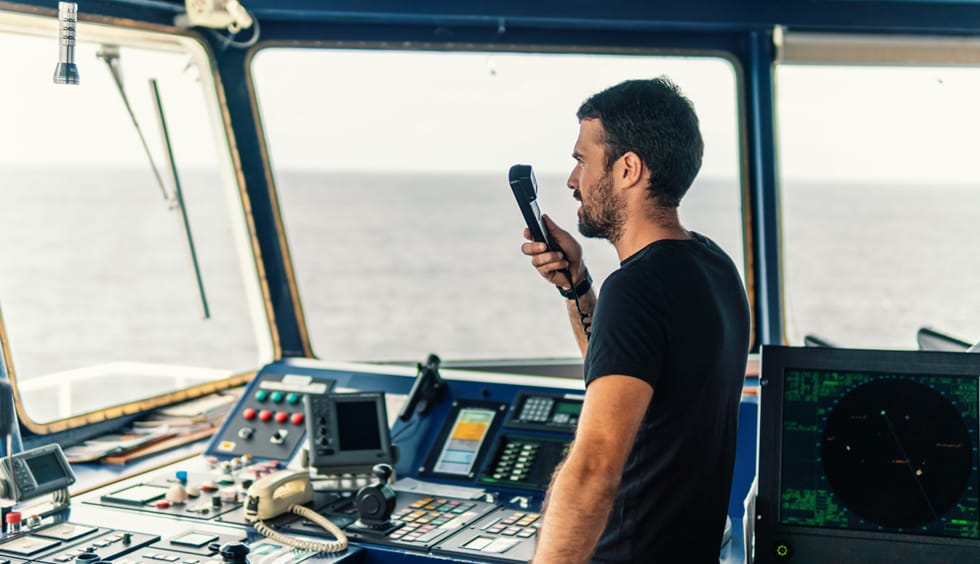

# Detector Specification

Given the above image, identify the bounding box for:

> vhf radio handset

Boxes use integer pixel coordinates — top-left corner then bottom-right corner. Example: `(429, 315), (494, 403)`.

(398, 353), (447, 422)
(509, 163), (592, 338)
(509, 164), (561, 253)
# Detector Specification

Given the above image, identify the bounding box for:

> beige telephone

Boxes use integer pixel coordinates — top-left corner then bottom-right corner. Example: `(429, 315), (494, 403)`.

(244, 469), (348, 553)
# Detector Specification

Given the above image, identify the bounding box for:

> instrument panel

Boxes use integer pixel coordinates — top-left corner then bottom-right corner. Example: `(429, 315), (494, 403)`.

(1, 360), (585, 564)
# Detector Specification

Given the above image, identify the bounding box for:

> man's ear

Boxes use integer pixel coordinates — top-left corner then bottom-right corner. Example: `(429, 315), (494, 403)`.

(619, 151), (646, 188)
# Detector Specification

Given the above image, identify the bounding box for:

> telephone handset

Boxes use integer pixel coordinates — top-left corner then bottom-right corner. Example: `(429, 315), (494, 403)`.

(244, 469), (349, 553)
(509, 164), (561, 253)
(243, 469), (313, 521)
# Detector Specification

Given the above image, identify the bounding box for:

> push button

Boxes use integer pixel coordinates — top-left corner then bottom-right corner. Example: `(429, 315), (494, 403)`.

(286, 392), (301, 405)
(243, 408), (256, 420)
(254, 390), (269, 402)
(259, 409), (273, 422)
(290, 413), (305, 425)
(270, 391), (285, 403)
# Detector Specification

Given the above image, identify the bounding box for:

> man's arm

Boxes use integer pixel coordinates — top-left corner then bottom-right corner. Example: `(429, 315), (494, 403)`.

(533, 375), (653, 564)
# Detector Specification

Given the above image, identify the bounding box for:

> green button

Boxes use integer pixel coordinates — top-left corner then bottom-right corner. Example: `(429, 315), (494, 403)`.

(270, 391), (285, 403)
(286, 392), (301, 405)
(255, 390), (269, 402)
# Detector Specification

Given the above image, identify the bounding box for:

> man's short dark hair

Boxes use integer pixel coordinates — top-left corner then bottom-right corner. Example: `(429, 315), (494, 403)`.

(577, 77), (704, 208)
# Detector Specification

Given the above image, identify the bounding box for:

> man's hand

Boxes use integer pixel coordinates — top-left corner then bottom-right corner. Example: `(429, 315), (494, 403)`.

(521, 214), (586, 289)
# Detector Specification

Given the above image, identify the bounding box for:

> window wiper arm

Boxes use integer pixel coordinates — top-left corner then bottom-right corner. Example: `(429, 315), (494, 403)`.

(96, 45), (170, 202)
(149, 78), (211, 320)
(97, 45), (211, 319)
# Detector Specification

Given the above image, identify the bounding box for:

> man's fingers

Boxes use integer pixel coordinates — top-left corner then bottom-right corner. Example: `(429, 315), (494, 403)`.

(521, 241), (552, 256)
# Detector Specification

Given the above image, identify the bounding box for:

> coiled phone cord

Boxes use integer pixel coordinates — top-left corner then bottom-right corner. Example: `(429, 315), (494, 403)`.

(254, 505), (349, 553)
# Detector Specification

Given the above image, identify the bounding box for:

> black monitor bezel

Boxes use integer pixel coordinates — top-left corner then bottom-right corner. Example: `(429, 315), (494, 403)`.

(758, 345), (980, 554)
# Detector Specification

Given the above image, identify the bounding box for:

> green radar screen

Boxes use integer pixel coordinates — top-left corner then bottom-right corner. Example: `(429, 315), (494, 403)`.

(822, 379), (972, 528)
(779, 371), (980, 539)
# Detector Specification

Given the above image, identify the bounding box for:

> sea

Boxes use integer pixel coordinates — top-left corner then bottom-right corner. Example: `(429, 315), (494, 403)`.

(1, 167), (978, 417)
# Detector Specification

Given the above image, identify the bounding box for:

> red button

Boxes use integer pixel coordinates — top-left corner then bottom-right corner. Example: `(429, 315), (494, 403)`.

(274, 412), (288, 424)
(290, 413), (305, 425)
(243, 408), (256, 420)
(258, 409), (272, 422)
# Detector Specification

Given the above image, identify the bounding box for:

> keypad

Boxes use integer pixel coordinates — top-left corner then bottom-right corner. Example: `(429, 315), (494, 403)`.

(387, 497), (479, 544)
(482, 511), (541, 539)
(518, 397), (554, 423)
(489, 440), (539, 482)
(51, 534), (131, 562)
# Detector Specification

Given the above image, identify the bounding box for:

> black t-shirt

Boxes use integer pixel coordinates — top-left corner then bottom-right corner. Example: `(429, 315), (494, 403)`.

(584, 232), (750, 563)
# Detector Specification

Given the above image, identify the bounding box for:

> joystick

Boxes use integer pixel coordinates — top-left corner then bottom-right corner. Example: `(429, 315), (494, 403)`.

(354, 464), (397, 531)
(219, 543), (250, 564)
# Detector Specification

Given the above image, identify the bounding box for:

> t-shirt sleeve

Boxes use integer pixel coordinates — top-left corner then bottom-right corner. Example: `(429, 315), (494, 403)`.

(584, 270), (668, 390)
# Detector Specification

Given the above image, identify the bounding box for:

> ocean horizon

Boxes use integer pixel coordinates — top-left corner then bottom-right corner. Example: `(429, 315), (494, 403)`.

(1, 166), (978, 384)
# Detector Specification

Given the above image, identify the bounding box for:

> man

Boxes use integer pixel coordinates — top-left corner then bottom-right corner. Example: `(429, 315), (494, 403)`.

(522, 77), (750, 563)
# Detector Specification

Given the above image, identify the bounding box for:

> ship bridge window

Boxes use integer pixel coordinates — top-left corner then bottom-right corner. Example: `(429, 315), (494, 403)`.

(0, 18), (270, 428)
(252, 49), (743, 363)
(777, 55), (980, 348)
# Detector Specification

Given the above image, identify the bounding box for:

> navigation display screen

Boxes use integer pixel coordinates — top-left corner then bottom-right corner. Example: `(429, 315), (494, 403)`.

(26, 451), (67, 484)
(779, 368), (980, 539)
(434, 407), (496, 475)
(336, 399), (383, 451)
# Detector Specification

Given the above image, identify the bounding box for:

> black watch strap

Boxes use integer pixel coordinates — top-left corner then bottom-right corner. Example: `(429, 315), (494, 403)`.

(557, 270), (592, 300)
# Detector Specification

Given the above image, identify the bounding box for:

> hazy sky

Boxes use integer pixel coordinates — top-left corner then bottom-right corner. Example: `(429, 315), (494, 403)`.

(2, 23), (980, 185)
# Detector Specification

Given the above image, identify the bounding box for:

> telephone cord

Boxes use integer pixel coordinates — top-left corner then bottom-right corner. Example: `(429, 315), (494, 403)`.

(254, 505), (349, 553)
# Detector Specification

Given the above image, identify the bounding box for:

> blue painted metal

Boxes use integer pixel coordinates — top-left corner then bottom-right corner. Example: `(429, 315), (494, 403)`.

(207, 42), (311, 358)
(743, 29), (782, 347)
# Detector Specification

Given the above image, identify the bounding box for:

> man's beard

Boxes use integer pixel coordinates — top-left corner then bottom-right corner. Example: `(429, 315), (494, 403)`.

(578, 172), (625, 243)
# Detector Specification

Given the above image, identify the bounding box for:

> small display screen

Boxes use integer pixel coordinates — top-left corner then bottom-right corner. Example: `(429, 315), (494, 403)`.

(32, 522), (97, 541)
(25, 451), (67, 485)
(0, 534), (60, 555)
(556, 401), (581, 415)
(434, 408), (496, 475)
(462, 535), (494, 551)
(171, 532), (219, 547)
(336, 400), (382, 451)
(101, 484), (168, 506)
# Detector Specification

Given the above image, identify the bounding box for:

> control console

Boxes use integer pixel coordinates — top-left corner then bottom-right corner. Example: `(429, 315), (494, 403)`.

(209, 372), (335, 461)
(46, 360), (589, 564)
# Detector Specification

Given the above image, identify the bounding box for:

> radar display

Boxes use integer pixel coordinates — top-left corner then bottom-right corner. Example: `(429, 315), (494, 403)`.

(779, 369), (979, 539)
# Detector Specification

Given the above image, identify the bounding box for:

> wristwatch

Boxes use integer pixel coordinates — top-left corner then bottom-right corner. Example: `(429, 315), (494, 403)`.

(557, 270), (592, 300)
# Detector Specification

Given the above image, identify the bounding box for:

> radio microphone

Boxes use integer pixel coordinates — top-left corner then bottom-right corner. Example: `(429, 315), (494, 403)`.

(53, 1), (80, 85)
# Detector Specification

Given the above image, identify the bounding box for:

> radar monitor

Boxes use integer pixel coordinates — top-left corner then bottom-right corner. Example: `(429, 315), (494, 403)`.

(756, 345), (980, 562)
